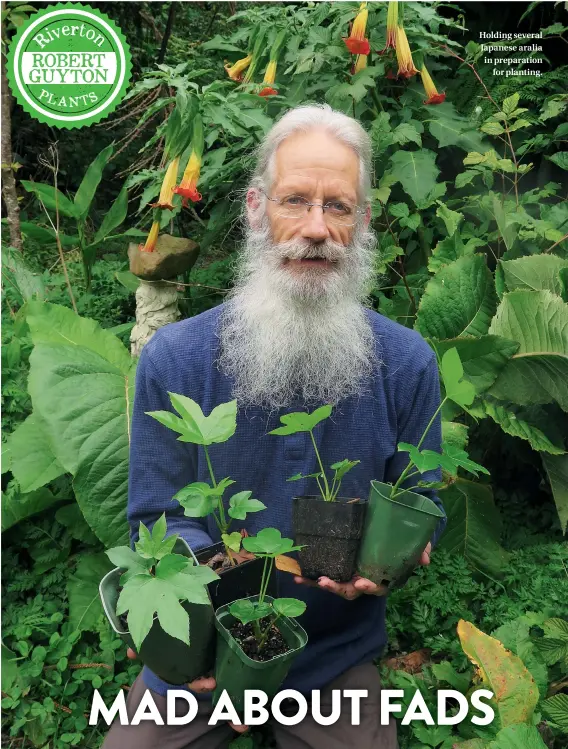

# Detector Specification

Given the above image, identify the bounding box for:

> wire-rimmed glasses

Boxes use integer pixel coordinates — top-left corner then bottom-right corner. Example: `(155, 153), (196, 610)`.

(260, 187), (365, 227)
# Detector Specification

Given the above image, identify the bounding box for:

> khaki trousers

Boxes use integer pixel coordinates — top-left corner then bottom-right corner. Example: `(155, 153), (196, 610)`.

(102, 662), (398, 749)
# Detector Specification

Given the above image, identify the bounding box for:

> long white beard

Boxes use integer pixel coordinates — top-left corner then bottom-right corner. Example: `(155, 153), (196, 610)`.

(217, 218), (380, 410)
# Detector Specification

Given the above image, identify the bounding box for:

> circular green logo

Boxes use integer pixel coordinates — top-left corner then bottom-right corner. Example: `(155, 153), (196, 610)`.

(6, 2), (132, 129)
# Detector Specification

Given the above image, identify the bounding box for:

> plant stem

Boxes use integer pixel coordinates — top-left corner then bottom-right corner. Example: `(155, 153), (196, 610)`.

(309, 430), (331, 500)
(203, 445), (229, 545)
(203, 445), (217, 487)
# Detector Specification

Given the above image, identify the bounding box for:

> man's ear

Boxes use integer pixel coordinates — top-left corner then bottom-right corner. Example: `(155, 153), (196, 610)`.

(364, 203), (371, 228)
(247, 188), (262, 228)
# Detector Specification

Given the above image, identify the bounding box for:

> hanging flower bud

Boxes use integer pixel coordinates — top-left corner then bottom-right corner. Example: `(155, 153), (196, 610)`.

(383, 1), (398, 51)
(139, 221), (160, 253)
(225, 54), (253, 82)
(343, 3), (370, 56)
(354, 54), (368, 74)
(150, 156), (180, 210)
(395, 25), (419, 78)
(259, 60), (278, 96)
(421, 64), (446, 104)
(175, 115), (204, 206)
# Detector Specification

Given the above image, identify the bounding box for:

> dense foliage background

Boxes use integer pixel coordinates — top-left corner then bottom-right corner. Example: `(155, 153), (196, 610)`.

(2, 2), (567, 748)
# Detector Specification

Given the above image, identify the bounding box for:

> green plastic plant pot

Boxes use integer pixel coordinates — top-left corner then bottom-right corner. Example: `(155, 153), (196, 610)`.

(356, 480), (445, 589)
(99, 538), (216, 685)
(212, 595), (308, 713)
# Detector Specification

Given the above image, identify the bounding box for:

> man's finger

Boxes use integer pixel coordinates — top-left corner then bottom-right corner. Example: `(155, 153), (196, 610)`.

(316, 576), (361, 600)
(352, 577), (388, 596)
(127, 648), (137, 660)
(230, 723), (249, 733)
(187, 676), (216, 693)
(293, 575), (320, 589)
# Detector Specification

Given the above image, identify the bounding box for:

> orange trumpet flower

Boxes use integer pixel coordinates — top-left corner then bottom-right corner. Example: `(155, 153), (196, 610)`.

(174, 150), (202, 206)
(421, 64), (446, 104)
(139, 221), (160, 253)
(150, 156), (180, 210)
(343, 3), (370, 56)
(395, 25), (419, 78)
(225, 54), (253, 82)
(259, 60), (278, 97)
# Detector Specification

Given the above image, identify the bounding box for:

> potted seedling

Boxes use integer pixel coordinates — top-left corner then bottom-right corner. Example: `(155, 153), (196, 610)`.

(213, 528), (308, 713)
(147, 393), (275, 607)
(99, 513), (219, 684)
(357, 347), (490, 588)
(269, 405), (366, 582)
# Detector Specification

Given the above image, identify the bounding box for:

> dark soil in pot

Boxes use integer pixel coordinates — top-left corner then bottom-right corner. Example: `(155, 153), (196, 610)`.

(195, 541), (277, 608)
(229, 618), (288, 662)
(293, 495), (368, 582)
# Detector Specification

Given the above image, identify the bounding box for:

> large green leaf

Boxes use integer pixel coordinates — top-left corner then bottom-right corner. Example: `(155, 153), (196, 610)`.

(541, 693), (568, 731)
(427, 102), (489, 153)
(389, 149), (440, 205)
(488, 291), (568, 411)
(8, 413), (65, 492)
(488, 724), (548, 749)
(21, 181), (78, 218)
(438, 479), (510, 578)
(416, 255), (497, 339)
(500, 255), (568, 296)
(1, 487), (60, 532)
(2, 246), (45, 302)
(431, 336), (519, 395)
(483, 401), (566, 456)
(74, 144), (114, 218)
(25, 303), (134, 546)
(542, 453), (568, 533)
(67, 553), (113, 632)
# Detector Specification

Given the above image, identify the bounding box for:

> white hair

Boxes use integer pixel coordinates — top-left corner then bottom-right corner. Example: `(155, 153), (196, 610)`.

(250, 103), (373, 200)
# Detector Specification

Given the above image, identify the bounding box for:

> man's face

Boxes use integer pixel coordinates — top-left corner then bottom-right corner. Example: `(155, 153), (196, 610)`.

(258, 129), (365, 284)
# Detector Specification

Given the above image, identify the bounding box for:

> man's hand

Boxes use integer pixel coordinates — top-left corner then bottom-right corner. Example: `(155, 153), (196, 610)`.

(126, 649), (248, 733)
(294, 541), (433, 600)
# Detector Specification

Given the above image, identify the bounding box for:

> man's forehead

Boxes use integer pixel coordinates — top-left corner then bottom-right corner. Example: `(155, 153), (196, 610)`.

(272, 173), (358, 201)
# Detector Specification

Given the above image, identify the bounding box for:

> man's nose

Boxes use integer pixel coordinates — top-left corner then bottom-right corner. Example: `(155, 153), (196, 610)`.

(300, 204), (330, 242)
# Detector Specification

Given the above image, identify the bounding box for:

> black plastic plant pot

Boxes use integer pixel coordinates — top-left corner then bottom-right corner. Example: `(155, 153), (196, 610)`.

(293, 495), (368, 582)
(195, 542), (277, 609)
(99, 538), (216, 685)
(212, 596), (308, 714)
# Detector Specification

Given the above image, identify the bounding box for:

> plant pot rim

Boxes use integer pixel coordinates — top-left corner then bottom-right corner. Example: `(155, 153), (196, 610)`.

(215, 595), (307, 668)
(369, 480), (445, 518)
(100, 538), (202, 638)
(293, 495), (367, 505)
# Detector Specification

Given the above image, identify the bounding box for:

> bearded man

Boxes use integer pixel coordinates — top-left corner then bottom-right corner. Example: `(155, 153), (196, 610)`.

(104, 104), (446, 749)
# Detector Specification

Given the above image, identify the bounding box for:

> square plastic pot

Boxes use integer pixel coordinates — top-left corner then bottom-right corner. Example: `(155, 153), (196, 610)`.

(212, 595), (308, 713)
(99, 538), (216, 685)
(293, 495), (368, 582)
(195, 541), (277, 608)
(356, 480), (445, 589)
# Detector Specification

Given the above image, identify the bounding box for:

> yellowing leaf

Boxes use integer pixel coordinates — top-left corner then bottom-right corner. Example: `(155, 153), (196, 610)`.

(457, 620), (539, 729)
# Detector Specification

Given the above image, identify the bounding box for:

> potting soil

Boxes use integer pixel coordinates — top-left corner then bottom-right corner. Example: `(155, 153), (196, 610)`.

(229, 619), (289, 662)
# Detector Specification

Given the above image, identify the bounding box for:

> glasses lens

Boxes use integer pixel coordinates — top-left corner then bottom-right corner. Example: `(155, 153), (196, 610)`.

(275, 195), (310, 219)
(324, 200), (357, 226)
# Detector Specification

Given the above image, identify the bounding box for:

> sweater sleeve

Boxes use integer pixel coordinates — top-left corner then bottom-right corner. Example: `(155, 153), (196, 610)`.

(127, 345), (214, 551)
(384, 349), (447, 549)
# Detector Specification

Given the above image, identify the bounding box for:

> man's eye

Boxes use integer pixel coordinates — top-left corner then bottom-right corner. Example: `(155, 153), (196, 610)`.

(326, 201), (352, 215)
(283, 195), (308, 207)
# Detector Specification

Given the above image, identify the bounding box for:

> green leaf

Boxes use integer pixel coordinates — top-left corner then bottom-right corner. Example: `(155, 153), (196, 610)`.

(269, 405), (332, 436)
(488, 724), (547, 749)
(26, 303), (134, 546)
(542, 453), (568, 534)
(431, 661), (471, 693)
(287, 471), (322, 482)
(156, 591), (190, 646)
(173, 482), (218, 517)
(229, 599), (272, 625)
(428, 103), (489, 152)
(480, 120), (505, 135)
(228, 491), (266, 521)
(500, 255), (568, 296)
(115, 270), (140, 293)
(416, 255), (497, 339)
(389, 150), (440, 206)
(436, 202), (464, 237)
(432, 336), (519, 396)
(74, 145), (113, 219)
(135, 515), (177, 559)
(330, 459), (360, 483)
(483, 401), (565, 456)
(242, 528), (302, 557)
(398, 442), (443, 473)
(93, 185), (129, 244)
(21, 181), (78, 218)
(502, 93), (520, 117)
(541, 693), (568, 731)
(149, 394), (237, 446)
(67, 553), (113, 632)
(392, 122), (422, 147)
(1, 486), (59, 532)
(2, 247), (45, 301)
(222, 531), (242, 553)
(106, 545), (150, 573)
(439, 479), (510, 578)
(7, 412), (65, 492)
(273, 598), (306, 618)
(547, 152), (568, 171)
(488, 291), (568, 412)
(440, 347), (476, 408)
(442, 443), (490, 478)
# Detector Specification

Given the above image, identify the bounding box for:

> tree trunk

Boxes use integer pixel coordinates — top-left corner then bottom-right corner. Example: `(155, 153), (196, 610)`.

(1, 4), (22, 252)
(130, 281), (180, 357)
(157, 3), (176, 64)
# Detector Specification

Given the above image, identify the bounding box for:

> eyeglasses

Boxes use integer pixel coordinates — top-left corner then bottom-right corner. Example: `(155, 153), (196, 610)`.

(261, 190), (365, 227)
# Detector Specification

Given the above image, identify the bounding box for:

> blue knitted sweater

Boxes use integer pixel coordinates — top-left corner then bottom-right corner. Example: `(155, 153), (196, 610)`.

(128, 303), (447, 697)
